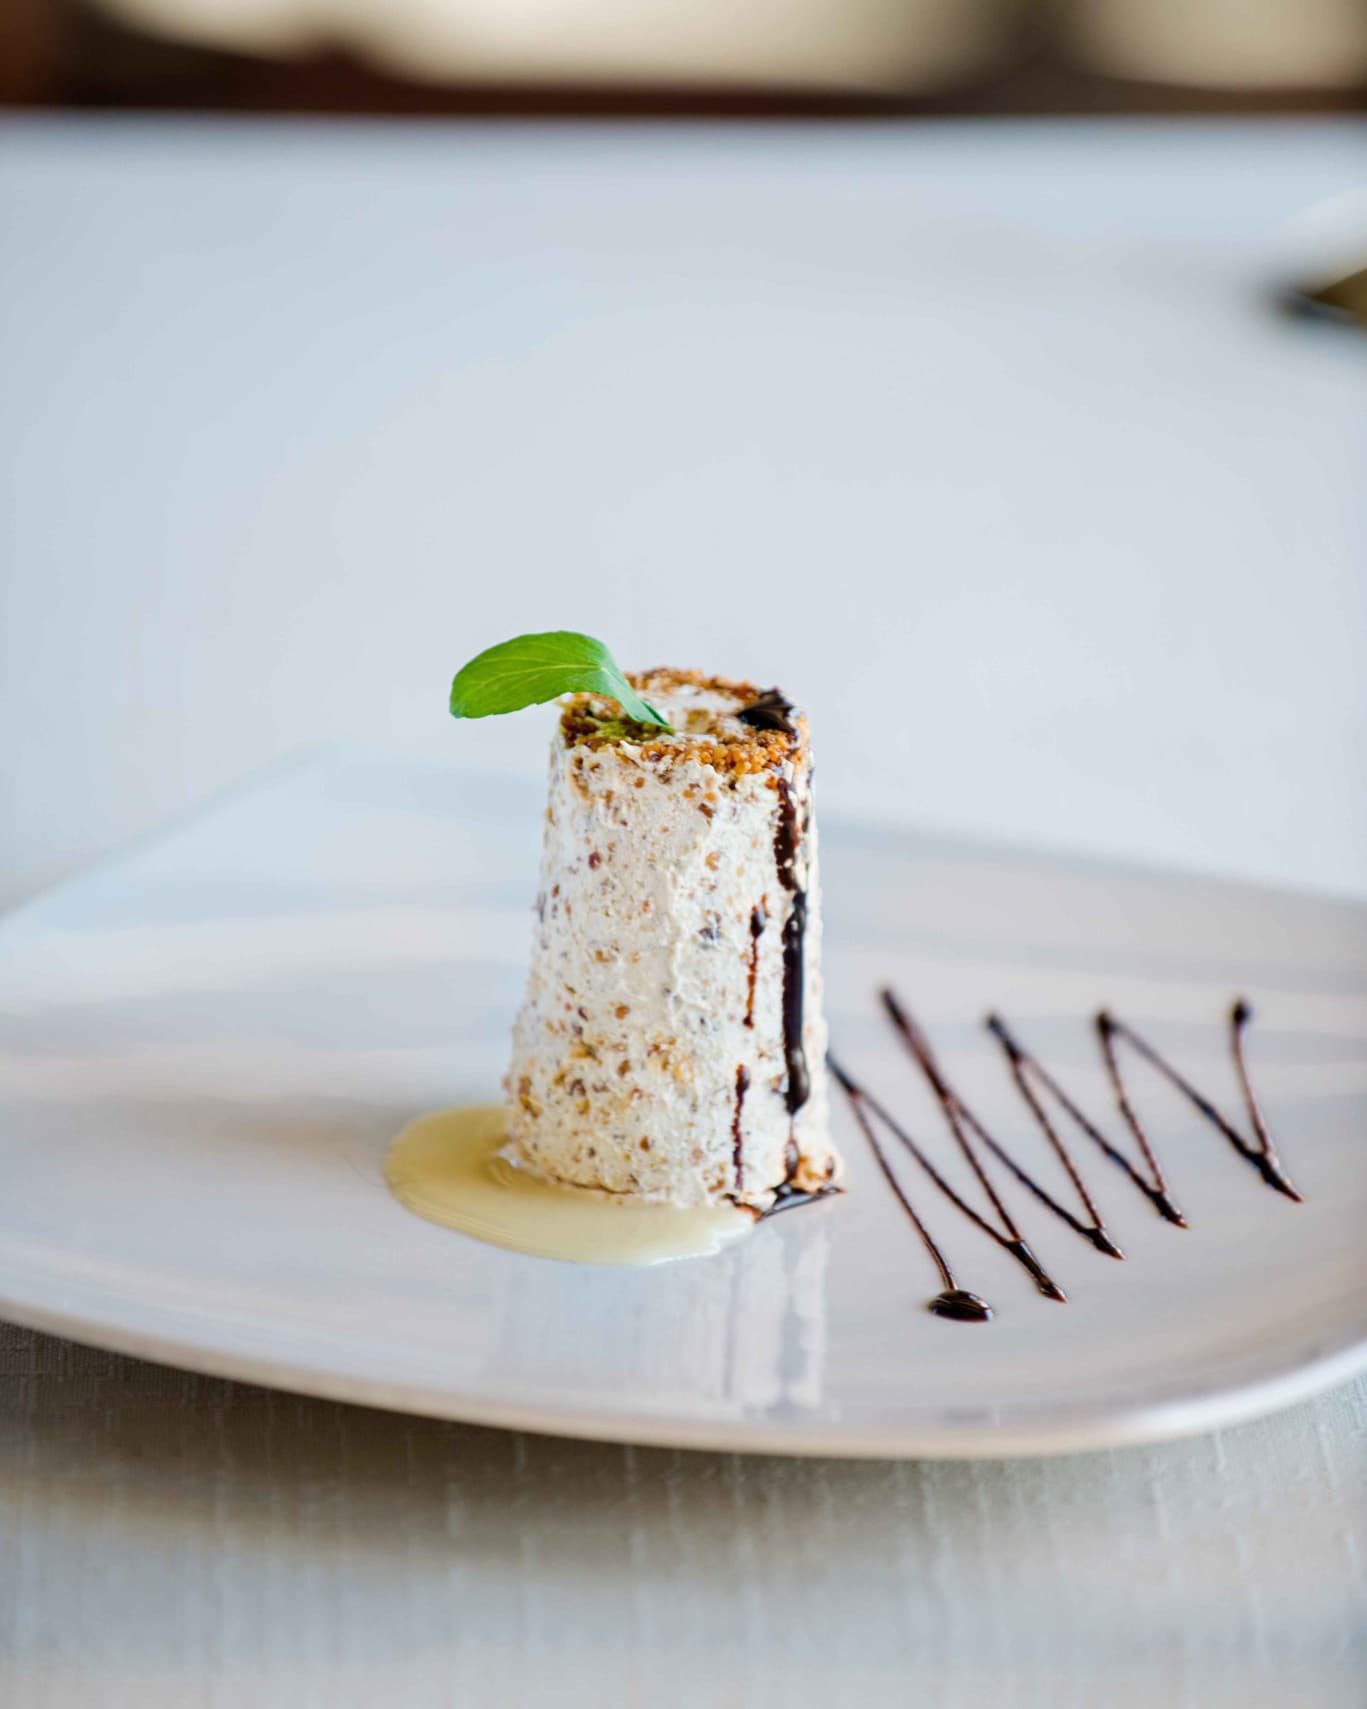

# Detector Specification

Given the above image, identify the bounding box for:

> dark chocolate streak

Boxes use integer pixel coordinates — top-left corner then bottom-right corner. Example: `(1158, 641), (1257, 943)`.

(744, 904), (766, 1030)
(762, 1178), (843, 1220)
(767, 1145), (841, 1215)
(884, 989), (1124, 1261)
(740, 689), (810, 1116)
(988, 1011), (1185, 1229)
(756, 1134), (843, 1220)
(731, 1064), (751, 1191)
(737, 689), (798, 737)
(834, 991), (1299, 1321)
(830, 1055), (1064, 1304)
(1098, 1003), (1301, 1202)
(773, 777), (810, 1115)
(828, 1059), (993, 1319)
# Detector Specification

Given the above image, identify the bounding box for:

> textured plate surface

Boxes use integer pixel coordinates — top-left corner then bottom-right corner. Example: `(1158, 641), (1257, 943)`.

(0, 751), (1363, 1457)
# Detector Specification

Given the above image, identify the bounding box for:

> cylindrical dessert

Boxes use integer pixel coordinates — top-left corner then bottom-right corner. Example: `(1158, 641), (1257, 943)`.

(503, 669), (840, 1213)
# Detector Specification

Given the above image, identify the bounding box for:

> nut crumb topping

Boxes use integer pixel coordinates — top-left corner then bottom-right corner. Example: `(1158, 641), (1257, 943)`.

(559, 668), (805, 778)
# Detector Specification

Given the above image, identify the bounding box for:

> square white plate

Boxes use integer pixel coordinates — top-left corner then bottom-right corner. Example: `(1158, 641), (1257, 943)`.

(1, 749), (1363, 1457)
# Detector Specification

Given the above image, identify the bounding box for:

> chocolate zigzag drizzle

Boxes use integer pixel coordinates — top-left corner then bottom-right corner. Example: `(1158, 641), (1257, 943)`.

(1096, 1002), (1300, 1202)
(827, 1059), (993, 1321)
(988, 1009), (1185, 1229)
(828, 1054), (1066, 1305)
(831, 992), (1300, 1322)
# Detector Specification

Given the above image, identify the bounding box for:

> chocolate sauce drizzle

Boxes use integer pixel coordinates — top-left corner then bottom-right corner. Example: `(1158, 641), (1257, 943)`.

(988, 1011), (1185, 1229)
(763, 1180), (841, 1219)
(728, 688), (827, 1215)
(829, 1054), (1064, 1305)
(738, 689), (798, 737)
(744, 904), (766, 1030)
(773, 778), (810, 1115)
(828, 1059), (992, 1319)
(832, 991), (1300, 1322)
(731, 1064), (751, 1191)
(763, 1145), (842, 1220)
(884, 990), (1120, 1267)
(1097, 1003), (1301, 1202)
(739, 688), (811, 1116)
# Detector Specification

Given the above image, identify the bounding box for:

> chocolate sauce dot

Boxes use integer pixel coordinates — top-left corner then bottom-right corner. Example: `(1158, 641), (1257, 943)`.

(929, 1289), (993, 1323)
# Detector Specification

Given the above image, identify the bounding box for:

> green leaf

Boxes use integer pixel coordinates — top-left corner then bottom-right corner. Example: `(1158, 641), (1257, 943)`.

(448, 631), (671, 730)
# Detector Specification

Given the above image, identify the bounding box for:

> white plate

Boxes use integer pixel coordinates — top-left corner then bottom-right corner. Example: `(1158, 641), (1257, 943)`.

(1, 750), (1364, 1458)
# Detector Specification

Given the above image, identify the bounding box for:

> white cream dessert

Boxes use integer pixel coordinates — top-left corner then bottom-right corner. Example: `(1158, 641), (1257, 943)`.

(503, 669), (841, 1213)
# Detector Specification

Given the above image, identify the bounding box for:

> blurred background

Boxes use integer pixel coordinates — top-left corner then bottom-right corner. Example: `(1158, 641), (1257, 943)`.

(1, 2), (1364, 911)
(3, 0), (1366, 113)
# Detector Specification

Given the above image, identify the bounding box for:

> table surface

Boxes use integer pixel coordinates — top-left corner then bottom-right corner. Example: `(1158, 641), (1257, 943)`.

(1, 117), (1364, 1703)
(2, 1319), (1363, 1709)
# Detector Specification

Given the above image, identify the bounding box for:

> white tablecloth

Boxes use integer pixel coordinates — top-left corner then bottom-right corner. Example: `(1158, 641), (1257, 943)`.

(2, 1322), (1362, 1708)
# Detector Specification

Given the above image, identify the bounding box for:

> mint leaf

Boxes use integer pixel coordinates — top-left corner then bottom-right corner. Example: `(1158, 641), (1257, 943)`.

(449, 631), (671, 730)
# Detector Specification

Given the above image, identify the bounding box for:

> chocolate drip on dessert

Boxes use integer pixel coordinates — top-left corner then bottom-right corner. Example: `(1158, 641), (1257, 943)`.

(762, 1142), (842, 1219)
(742, 684), (812, 1117)
(763, 1179), (841, 1219)
(731, 1065), (751, 1191)
(774, 777), (811, 1115)
(744, 903), (766, 1029)
(739, 687), (811, 1116)
(738, 689), (798, 737)
(828, 1058), (994, 1320)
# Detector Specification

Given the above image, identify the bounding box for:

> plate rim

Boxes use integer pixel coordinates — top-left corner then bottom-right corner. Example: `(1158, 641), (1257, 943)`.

(3, 748), (1365, 1461)
(3, 1282), (1363, 1460)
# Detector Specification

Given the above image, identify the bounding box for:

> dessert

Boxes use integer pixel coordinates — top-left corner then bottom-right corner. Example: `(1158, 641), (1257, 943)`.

(388, 632), (1303, 1316)
(504, 669), (841, 1214)
(386, 632), (842, 1266)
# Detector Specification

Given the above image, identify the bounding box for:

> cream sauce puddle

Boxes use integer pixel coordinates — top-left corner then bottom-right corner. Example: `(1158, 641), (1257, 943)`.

(385, 1106), (754, 1266)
